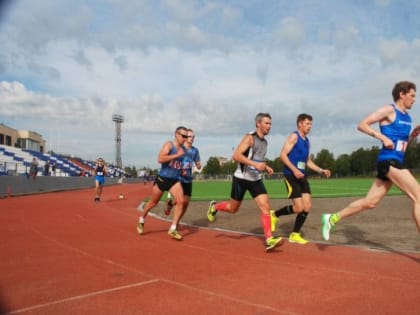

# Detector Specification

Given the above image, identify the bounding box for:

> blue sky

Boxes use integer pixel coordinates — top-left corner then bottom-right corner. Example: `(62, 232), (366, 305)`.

(1, 0), (420, 169)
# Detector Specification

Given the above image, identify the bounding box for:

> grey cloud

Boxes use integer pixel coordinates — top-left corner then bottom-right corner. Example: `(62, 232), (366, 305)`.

(114, 55), (128, 72)
(73, 50), (92, 70)
(256, 63), (269, 85)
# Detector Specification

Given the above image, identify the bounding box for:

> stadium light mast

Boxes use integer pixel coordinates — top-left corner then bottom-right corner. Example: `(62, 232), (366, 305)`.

(112, 114), (124, 169)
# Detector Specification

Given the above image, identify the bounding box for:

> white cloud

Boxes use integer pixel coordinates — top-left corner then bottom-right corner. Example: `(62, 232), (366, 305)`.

(276, 16), (306, 50)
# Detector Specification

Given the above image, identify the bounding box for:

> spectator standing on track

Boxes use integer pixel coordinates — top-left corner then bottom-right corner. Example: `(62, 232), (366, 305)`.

(322, 81), (420, 240)
(206, 113), (283, 252)
(270, 113), (331, 245)
(93, 157), (107, 202)
(137, 126), (187, 240)
(164, 128), (202, 220)
(29, 157), (39, 180)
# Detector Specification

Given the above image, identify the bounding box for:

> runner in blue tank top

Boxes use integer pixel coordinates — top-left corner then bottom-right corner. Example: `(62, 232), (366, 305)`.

(137, 126), (188, 240)
(164, 128), (202, 218)
(93, 157), (107, 202)
(322, 81), (420, 241)
(271, 113), (331, 245)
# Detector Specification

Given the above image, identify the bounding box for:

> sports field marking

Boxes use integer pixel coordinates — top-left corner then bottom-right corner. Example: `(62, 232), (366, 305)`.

(11, 201), (419, 315)
(8, 279), (160, 314)
(147, 211), (420, 282)
(21, 218), (291, 314)
(147, 209), (420, 255)
(158, 279), (288, 314)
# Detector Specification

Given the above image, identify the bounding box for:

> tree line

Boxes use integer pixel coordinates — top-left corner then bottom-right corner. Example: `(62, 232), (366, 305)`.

(202, 140), (420, 177)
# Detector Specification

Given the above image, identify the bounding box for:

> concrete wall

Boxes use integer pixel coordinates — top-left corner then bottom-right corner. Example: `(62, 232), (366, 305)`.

(0, 176), (144, 197)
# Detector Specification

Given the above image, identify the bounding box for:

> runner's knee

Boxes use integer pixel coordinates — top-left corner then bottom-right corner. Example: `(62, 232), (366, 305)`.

(364, 200), (379, 210)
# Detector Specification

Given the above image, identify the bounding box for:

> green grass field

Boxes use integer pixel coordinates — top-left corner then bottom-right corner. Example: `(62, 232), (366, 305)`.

(190, 177), (405, 201)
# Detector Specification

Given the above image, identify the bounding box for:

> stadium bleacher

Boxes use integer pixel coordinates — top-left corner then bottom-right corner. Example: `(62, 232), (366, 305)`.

(0, 144), (126, 177)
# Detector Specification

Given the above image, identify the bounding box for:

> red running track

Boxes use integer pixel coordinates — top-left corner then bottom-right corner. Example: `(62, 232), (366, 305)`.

(0, 182), (419, 314)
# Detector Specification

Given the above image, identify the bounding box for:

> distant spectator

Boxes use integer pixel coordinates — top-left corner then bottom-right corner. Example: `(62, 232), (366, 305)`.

(29, 158), (38, 180)
(44, 161), (50, 176)
(93, 157), (107, 202)
(51, 162), (56, 176)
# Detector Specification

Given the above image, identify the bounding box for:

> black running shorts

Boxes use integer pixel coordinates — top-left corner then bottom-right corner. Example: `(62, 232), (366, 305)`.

(230, 176), (267, 201)
(284, 174), (311, 199)
(154, 175), (179, 191)
(376, 159), (405, 181)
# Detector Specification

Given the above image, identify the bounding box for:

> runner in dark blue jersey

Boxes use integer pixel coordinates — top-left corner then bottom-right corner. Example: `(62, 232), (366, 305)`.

(271, 114), (331, 244)
(165, 128), (202, 219)
(322, 81), (420, 241)
(93, 157), (107, 202)
(137, 126), (187, 240)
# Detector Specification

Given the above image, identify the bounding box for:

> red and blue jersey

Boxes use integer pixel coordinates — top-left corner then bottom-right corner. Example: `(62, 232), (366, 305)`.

(159, 142), (184, 180)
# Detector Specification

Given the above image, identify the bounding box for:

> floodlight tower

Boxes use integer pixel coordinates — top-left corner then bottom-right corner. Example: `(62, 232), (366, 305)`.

(112, 114), (124, 168)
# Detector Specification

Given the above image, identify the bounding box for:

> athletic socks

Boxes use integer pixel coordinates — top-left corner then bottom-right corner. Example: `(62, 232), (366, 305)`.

(214, 201), (229, 211)
(330, 213), (340, 225)
(260, 214), (272, 239)
(274, 205), (294, 217)
(293, 211), (308, 233)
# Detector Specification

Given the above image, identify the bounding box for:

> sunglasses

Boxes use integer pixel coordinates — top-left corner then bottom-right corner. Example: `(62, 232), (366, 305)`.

(178, 132), (188, 139)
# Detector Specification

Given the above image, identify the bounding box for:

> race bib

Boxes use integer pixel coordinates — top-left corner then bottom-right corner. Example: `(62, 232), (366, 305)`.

(297, 161), (306, 170)
(396, 140), (407, 152)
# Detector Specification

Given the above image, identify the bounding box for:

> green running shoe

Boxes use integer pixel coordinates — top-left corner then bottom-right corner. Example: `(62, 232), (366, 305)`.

(321, 213), (335, 241)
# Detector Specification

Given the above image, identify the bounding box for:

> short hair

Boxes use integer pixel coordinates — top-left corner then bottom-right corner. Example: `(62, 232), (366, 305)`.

(255, 112), (271, 126)
(297, 113), (312, 126)
(175, 126), (188, 134)
(392, 81), (416, 102)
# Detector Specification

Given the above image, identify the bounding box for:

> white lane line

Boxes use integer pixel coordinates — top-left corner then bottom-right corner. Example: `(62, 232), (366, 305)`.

(8, 279), (160, 314)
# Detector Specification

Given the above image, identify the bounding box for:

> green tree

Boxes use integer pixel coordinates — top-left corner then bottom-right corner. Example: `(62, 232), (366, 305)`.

(269, 157), (283, 173)
(202, 157), (222, 175)
(124, 166), (138, 177)
(220, 160), (236, 175)
(350, 146), (379, 176)
(335, 154), (351, 177)
(405, 139), (420, 169)
(313, 149), (335, 174)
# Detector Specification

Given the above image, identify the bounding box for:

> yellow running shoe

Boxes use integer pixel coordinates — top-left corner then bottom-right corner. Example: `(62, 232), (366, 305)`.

(168, 228), (183, 240)
(289, 232), (308, 245)
(270, 210), (278, 232)
(207, 200), (217, 222)
(265, 236), (283, 252)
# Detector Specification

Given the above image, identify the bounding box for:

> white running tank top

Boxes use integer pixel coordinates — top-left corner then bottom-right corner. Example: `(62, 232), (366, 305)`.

(233, 132), (267, 182)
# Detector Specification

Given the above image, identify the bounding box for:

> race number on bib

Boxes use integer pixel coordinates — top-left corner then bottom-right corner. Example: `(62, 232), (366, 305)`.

(297, 161), (306, 170)
(396, 140), (407, 152)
